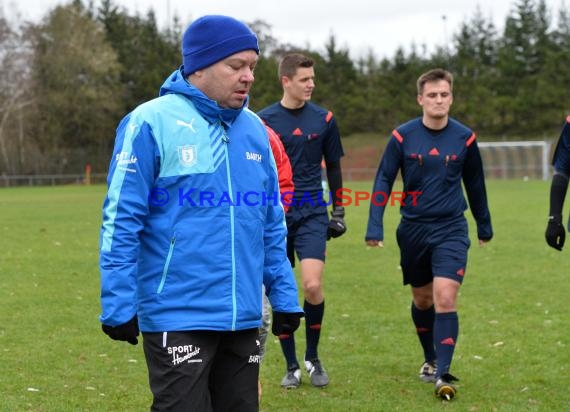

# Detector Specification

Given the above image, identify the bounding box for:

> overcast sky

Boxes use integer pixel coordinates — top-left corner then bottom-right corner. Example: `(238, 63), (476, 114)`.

(2, 0), (566, 59)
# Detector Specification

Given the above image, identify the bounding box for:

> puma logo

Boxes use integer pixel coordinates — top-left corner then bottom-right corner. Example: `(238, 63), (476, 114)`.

(176, 119), (196, 133)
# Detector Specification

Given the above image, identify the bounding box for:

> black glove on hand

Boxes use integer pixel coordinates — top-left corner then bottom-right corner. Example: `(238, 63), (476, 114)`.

(271, 311), (303, 336)
(545, 214), (565, 251)
(102, 315), (139, 345)
(327, 206), (347, 240)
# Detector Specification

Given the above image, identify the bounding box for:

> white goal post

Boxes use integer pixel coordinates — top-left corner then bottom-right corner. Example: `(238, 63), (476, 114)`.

(477, 141), (553, 181)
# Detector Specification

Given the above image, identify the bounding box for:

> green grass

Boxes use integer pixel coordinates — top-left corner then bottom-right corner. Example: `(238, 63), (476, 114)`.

(0, 181), (568, 411)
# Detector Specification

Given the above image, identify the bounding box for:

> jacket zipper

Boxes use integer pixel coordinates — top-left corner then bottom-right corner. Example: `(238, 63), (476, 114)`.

(221, 123), (237, 331)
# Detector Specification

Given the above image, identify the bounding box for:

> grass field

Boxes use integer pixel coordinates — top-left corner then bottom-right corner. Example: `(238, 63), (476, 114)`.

(0, 180), (569, 411)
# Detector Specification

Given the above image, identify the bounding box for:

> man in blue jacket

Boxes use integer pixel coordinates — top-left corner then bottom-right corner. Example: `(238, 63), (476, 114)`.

(99, 15), (303, 412)
(365, 68), (493, 401)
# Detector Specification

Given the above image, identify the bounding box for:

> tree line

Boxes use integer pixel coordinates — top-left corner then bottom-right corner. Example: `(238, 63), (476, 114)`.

(0, 0), (569, 174)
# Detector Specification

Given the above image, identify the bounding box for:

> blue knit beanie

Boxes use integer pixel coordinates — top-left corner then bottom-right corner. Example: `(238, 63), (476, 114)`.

(182, 15), (259, 76)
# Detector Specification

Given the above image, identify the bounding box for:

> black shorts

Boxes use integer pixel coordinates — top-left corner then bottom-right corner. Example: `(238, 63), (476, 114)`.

(286, 203), (328, 266)
(396, 216), (470, 287)
(142, 329), (260, 412)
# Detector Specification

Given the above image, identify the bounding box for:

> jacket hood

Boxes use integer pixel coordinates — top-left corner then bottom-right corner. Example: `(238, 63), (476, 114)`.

(159, 67), (247, 127)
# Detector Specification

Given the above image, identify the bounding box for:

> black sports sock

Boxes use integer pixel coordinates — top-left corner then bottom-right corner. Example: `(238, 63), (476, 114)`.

(304, 300), (324, 361)
(411, 303), (436, 363)
(434, 311), (459, 378)
(279, 333), (299, 370)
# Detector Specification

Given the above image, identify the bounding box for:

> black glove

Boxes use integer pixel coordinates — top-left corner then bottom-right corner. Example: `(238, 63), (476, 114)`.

(271, 311), (303, 336)
(102, 315), (139, 345)
(327, 206), (347, 240)
(545, 214), (565, 251)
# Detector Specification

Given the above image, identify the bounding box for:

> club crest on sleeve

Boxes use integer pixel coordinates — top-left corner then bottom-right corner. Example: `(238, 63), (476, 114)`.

(178, 145), (198, 167)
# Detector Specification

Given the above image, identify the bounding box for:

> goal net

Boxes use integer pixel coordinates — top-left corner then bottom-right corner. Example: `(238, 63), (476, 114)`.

(477, 141), (553, 180)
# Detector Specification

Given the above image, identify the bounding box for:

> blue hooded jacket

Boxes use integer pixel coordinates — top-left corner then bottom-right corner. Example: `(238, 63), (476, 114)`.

(99, 69), (301, 332)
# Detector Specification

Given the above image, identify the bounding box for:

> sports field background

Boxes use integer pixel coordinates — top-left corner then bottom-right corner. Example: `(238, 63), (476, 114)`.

(0, 180), (568, 411)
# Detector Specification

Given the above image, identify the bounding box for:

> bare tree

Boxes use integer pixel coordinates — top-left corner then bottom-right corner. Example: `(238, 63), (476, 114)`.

(25, 2), (123, 173)
(0, 13), (34, 174)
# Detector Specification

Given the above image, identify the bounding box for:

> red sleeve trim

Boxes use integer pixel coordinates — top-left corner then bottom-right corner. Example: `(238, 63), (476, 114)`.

(266, 125), (294, 209)
(466, 133), (476, 147)
(325, 111), (333, 123)
(266, 126), (283, 163)
(392, 129), (404, 143)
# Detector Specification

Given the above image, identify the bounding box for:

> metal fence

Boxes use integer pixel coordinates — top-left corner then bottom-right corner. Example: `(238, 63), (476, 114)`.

(0, 161), (553, 188)
(0, 173), (108, 187)
(0, 170), (379, 187)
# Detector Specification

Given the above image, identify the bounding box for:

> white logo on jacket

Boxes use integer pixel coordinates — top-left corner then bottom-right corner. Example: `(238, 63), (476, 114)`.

(178, 145), (197, 167)
(115, 151), (138, 173)
(246, 152), (262, 162)
(115, 151), (137, 165)
(176, 119), (196, 133)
